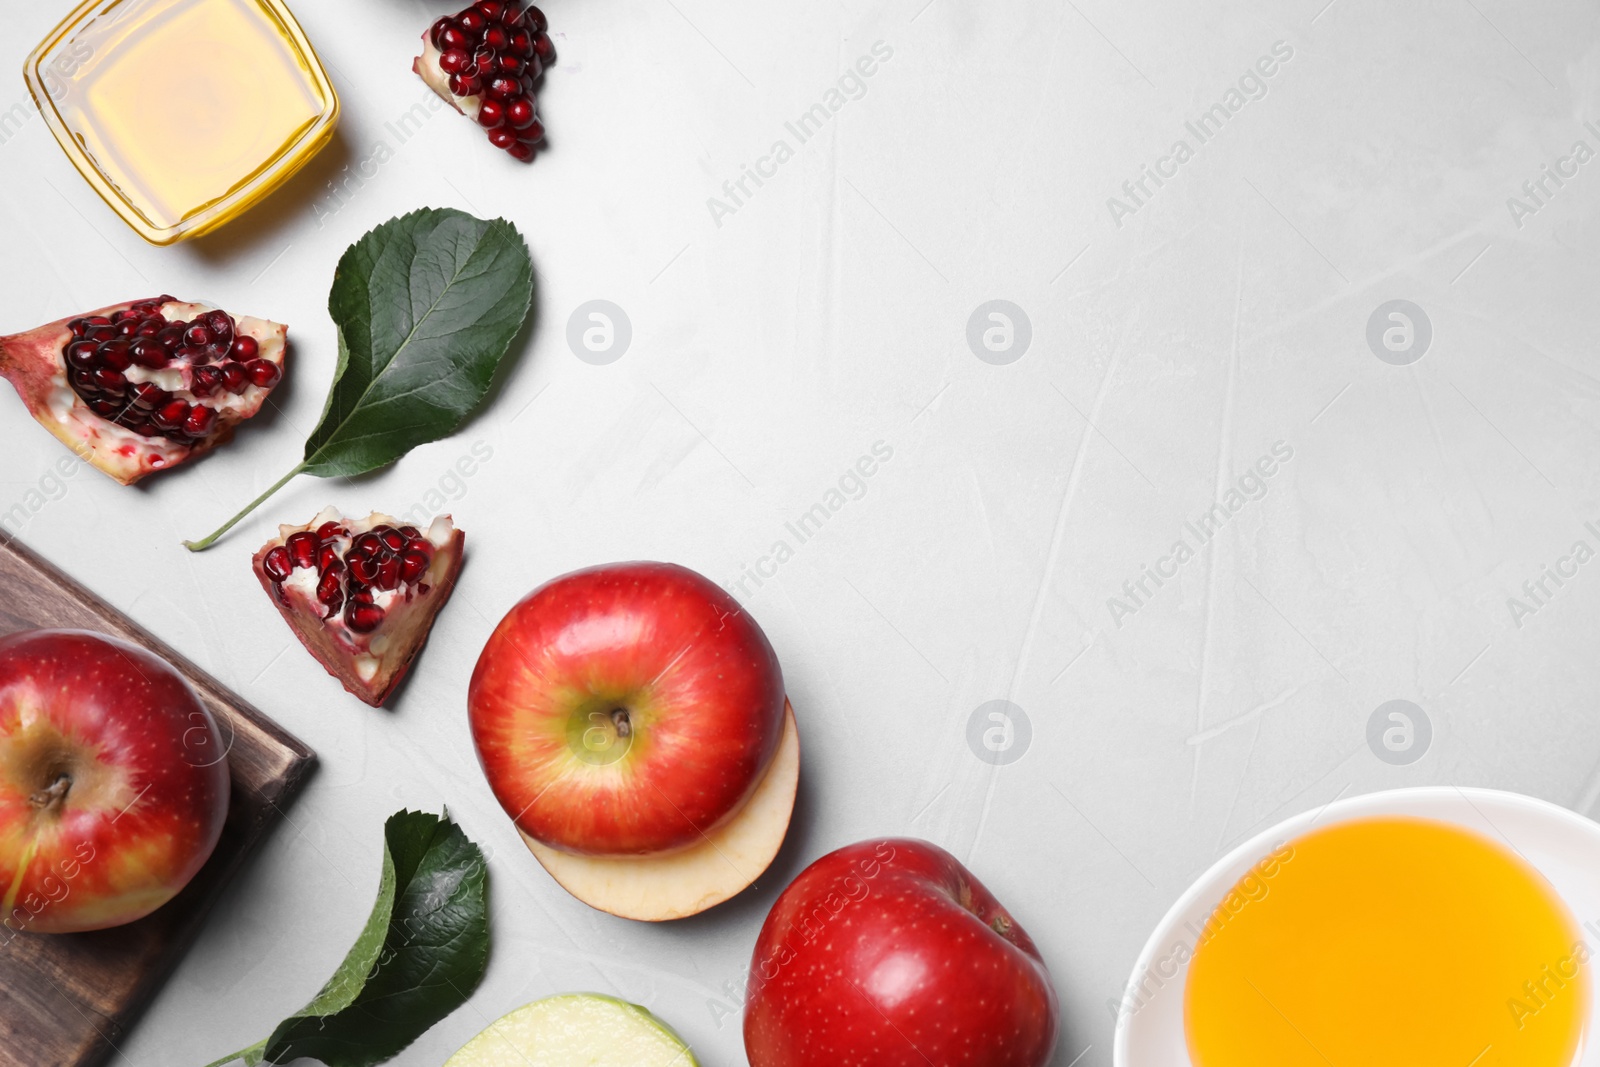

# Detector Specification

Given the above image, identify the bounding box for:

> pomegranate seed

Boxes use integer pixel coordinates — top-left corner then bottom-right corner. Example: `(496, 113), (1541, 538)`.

(346, 602), (385, 633)
(376, 556), (402, 590)
(287, 531), (319, 569)
(135, 319), (164, 338)
(116, 321), (138, 338)
(204, 311), (233, 340)
(316, 520), (345, 540)
(130, 339), (168, 368)
(507, 141), (535, 161)
(263, 546), (293, 582)
(505, 97), (536, 128)
(98, 340), (133, 370)
(66, 341), (98, 370)
(129, 382), (166, 409)
(378, 527), (406, 552)
(430, 17), (453, 46)
(400, 526), (421, 538)
(231, 334), (259, 360)
(476, 0), (507, 19)
(459, 10), (486, 33)
(496, 53), (526, 77)
(523, 118), (545, 142)
(507, 28), (534, 56)
(191, 366), (222, 397)
(85, 316), (111, 327)
(317, 543), (341, 572)
(152, 399), (189, 430)
(92, 368), (127, 393)
(220, 362), (248, 393)
(183, 405), (217, 438)
(245, 360), (281, 388)
(316, 568), (344, 606)
(205, 340), (232, 363)
(177, 344), (209, 365)
(486, 75), (521, 100)
(349, 555), (379, 585)
(440, 23), (470, 50)
(68, 319), (87, 337)
(400, 549), (430, 584)
(477, 100), (505, 127)
(483, 24), (509, 51)
(449, 73), (482, 96)
(89, 399), (118, 417)
(157, 325), (185, 350)
(352, 532), (383, 558)
(473, 48), (497, 76)
(440, 48), (470, 74)
(528, 6), (547, 30)
(184, 324), (212, 346)
(534, 33), (554, 62)
(488, 127), (519, 150)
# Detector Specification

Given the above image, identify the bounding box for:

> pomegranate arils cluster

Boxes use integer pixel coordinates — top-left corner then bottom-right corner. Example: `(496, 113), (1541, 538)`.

(419, 0), (553, 160)
(263, 520), (436, 633)
(254, 509), (466, 707)
(0, 296), (289, 485)
(63, 296), (278, 442)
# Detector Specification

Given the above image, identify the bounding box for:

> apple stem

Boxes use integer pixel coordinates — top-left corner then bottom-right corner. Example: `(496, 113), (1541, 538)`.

(197, 1037), (268, 1067)
(27, 774), (71, 812)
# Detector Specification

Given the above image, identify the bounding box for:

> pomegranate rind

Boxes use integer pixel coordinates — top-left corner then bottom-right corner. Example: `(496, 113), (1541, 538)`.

(0, 299), (288, 486)
(253, 509), (466, 707)
(415, 36), (481, 119)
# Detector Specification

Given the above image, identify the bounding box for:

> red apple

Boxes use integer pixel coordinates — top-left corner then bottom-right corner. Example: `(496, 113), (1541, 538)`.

(469, 561), (793, 919)
(744, 838), (1060, 1067)
(0, 630), (230, 934)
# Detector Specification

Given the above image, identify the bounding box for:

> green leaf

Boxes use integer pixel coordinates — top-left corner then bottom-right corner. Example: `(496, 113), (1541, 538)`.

(199, 810), (490, 1067)
(184, 208), (533, 550)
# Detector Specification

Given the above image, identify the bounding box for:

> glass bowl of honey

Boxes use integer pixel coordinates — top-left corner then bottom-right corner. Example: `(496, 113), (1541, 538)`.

(24, 0), (339, 246)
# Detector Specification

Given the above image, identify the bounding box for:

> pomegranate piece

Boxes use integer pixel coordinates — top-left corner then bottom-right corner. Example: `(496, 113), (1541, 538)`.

(415, 0), (552, 161)
(253, 508), (465, 707)
(0, 296), (288, 485)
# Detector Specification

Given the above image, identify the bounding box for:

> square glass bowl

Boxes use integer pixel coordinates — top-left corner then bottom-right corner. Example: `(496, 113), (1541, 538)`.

(24, 0), (339, 245)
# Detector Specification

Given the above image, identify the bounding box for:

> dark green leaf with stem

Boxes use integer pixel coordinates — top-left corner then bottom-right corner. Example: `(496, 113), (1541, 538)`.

(185, 208), (533, 550)
(199, 810), (490, 1067)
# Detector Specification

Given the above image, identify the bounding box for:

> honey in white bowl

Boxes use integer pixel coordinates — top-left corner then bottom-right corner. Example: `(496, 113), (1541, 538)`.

(1186, 817), (1589, 1067)
(24, 0), (338, 245)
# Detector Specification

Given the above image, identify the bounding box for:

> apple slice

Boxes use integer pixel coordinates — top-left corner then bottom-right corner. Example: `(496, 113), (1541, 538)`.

(521, 701), (799, 922)
(445, 993), (699, 1066)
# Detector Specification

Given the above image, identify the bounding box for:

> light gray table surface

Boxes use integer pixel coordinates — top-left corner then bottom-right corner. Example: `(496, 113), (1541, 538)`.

(3, 0), (1598, 1064)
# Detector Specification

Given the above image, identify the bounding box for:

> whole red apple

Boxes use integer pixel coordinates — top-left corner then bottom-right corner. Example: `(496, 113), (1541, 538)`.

(0, 630), (230, 934)
(744, 838), (1060, 1067)
(469, 561), (785, 858)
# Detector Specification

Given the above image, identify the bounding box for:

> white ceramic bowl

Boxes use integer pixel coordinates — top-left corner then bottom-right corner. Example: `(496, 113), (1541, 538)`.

(1114, 787), (1600, 1066)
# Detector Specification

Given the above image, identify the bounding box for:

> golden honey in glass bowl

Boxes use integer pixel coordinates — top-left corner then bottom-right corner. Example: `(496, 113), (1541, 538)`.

(24, 0), (339, 245)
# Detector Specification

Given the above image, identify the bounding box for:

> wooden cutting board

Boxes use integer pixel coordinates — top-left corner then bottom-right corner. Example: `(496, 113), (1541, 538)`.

(0, 534), (316, 1067)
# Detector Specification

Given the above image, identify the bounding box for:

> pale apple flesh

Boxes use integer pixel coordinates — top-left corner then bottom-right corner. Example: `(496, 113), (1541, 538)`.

(521, 702), (799, 922)
(445, 993), (699, 1067)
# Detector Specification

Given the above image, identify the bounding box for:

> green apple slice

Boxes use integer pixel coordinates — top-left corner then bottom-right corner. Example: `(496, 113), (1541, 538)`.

(445, 994), (699, 1066)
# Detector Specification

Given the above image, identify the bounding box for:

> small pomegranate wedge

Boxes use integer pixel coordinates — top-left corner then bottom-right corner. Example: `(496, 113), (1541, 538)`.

(415, 0), (553, 161)
(254, 508), (465, 707)
(0, 296), (287, 485)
